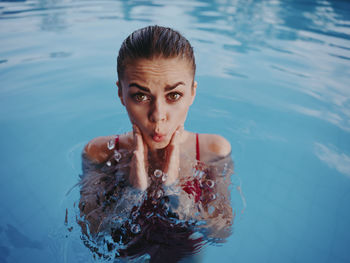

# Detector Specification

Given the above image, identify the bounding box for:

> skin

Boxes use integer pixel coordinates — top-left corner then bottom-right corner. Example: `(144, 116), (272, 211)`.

(84, 57), (231, 191)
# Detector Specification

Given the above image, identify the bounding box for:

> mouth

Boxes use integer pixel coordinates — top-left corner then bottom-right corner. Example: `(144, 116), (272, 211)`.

(152, 132), (166, 142)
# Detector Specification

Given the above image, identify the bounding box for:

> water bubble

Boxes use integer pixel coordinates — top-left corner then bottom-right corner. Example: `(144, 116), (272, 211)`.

(209, 193), (216, 200)
(163, 203), (169, 211)
(199, 180), (204, 188)
(106, 160), (112, 167)
(154, 169), (162, 178)
(93, 180), (100, 185)
(161, 173), (168, 182)
(131, 211), (139, 219)
(130, 224), (141, 234)
(206, 180), (215, 188)
(114, 151), (122, 162)
(107, 139), (115, 150)
(155, 189), (164, 199)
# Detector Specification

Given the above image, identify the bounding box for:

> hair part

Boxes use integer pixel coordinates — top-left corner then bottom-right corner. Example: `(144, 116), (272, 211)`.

(117, 25), (196, 82)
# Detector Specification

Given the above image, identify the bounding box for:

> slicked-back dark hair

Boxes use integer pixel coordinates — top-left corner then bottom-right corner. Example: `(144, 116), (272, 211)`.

(117, 25), (196, 82)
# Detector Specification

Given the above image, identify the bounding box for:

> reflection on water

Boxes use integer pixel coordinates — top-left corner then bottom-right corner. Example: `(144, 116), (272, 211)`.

(0, 223), (43, 263)
(314, 142), (350, 177)
(3, 224), (43, 250)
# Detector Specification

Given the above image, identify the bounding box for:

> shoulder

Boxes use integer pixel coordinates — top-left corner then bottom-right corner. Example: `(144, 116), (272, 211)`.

(83, 132), (133, 164)
(198, 133), (231, 162)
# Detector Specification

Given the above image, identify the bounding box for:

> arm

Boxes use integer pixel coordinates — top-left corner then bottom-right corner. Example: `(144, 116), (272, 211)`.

(205, 154), (234, 240)
(197, 134), (235, 241)
(79, 136), (147, 237)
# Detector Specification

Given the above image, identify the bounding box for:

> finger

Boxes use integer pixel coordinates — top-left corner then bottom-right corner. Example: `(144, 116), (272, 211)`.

(143, 140), (148, 166)
(169, 127), (181, 147)
(163, 131), (180, 183)
(133, 125), (144, 152)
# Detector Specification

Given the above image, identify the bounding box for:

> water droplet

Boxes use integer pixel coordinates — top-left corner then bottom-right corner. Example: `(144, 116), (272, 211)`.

(107, 139), (115, 150)
(206, 180), (215, 188)
(114, 150), (122, 162)
(131, 224), (141, 234)
(154, 169), (162, 178)
(161, 173), (168, 182)
(106, 160), (111, 167)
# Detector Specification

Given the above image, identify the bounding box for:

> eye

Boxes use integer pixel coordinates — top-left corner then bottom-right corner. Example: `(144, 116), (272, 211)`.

(132, 93), (149, 102)
(167, 92), (182, 102)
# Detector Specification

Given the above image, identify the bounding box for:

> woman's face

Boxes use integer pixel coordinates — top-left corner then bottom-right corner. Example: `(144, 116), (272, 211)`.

(118, 57), (197, 150)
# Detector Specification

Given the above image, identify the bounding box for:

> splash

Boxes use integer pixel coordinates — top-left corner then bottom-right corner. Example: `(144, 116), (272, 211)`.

(64, 149), (244, 262)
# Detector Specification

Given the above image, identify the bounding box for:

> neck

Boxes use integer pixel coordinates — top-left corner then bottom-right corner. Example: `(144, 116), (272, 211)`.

(149, 147), (166, 162)
(144, 148), (165, 172)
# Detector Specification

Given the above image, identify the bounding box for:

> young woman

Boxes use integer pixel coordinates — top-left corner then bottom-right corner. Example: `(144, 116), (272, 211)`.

(79, 25), (234, 262)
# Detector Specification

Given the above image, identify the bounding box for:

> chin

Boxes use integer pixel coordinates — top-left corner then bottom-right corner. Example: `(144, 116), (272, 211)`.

(147, 139), (170, 150)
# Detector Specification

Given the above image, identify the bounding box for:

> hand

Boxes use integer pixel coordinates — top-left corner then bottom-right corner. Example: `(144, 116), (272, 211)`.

(129, 125), (149, 191)
(163, 125), (184, 186)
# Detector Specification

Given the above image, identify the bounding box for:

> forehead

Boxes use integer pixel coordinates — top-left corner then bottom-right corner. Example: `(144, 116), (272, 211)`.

(122, 57), (193, 86)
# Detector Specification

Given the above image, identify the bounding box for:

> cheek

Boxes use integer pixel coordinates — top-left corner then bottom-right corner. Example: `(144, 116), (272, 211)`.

(125, 104), (146, 123)
(170, 103), (190, 121)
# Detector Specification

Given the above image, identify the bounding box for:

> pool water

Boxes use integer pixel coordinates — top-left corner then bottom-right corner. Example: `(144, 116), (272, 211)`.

(1, 0), (350, 262)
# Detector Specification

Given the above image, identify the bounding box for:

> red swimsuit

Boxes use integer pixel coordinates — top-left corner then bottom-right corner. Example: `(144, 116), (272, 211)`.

(181, 133), (203, 203)
(116, 133), (204, 202)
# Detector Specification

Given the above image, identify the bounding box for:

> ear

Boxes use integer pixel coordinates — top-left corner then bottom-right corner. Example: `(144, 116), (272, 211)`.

(116, 81), (125, 106)
(190, 81), (197, 105)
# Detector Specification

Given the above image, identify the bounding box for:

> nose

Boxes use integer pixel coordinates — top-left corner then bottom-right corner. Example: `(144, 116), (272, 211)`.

(149, 99), (167, 123)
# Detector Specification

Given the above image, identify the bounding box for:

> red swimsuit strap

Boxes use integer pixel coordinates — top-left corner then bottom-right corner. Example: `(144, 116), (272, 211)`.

(115, 135), (120, 151)
(196, 133), (200, 161)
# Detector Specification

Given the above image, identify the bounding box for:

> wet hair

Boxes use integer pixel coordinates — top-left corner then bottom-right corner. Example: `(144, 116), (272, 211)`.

(117, 25), (196, 82)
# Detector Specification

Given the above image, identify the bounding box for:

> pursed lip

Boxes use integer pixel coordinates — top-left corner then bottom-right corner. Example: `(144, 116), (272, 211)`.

(151, 132), (166, 142)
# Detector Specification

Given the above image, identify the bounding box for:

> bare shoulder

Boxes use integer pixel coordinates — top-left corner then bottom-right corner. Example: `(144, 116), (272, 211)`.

(83, 132), (133, 164)
(83, 136), (114, 164)
(199, 133), (231, 162)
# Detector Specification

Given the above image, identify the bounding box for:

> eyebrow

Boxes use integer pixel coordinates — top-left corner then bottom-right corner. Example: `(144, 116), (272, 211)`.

(128, 83), (149, 92)
(128, 82), (185, 92)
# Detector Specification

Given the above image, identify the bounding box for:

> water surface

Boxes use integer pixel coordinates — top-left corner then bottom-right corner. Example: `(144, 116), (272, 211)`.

(1, 0), (350, 262)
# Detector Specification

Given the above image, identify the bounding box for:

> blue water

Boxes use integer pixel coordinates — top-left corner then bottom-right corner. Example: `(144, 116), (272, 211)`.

(1, 0), (350, 262)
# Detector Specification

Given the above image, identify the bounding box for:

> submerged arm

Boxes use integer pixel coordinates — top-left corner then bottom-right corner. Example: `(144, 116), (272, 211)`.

(79, 144), (146, 238)
(205, 154), (234, 240)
